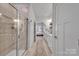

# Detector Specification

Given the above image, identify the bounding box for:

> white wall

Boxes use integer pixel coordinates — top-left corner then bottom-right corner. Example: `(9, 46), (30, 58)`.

(28, 4), (36, 48)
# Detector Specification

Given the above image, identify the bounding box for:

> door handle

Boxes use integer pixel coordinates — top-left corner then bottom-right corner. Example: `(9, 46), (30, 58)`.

(54, 36), (57, 39)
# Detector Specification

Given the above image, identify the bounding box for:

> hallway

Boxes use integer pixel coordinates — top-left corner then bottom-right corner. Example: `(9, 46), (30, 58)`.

(0, 3), (79, 56)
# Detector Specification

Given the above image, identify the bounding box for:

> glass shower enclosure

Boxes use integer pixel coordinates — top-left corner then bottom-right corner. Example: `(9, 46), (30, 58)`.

(0, 3), (28, 56)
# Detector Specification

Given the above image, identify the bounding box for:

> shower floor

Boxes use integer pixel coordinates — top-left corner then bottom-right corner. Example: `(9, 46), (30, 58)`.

(6, 50), (25, 56)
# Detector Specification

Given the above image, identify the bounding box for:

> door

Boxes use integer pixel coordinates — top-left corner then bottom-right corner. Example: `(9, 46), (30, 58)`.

(55, 3), (79, 56)
(63, 21), (78, 56)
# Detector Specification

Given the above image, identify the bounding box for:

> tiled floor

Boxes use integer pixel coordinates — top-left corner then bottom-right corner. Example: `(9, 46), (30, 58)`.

(6, 50), (25, 56)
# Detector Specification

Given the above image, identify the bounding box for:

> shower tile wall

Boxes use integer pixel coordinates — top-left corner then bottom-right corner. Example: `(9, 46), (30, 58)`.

(0, 3), (28, 56)
(0, 23), (16, 55)
(0, 4), (16, 55)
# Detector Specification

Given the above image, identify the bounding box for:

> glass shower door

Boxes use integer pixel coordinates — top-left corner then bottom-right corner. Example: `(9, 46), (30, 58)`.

(18, 14), (28, 56)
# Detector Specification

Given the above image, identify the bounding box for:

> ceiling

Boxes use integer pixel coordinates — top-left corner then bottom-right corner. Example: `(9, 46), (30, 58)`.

(12, 3), (30, 18)
(11, 3), (52, 23)
(31, 3), (52, 22)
